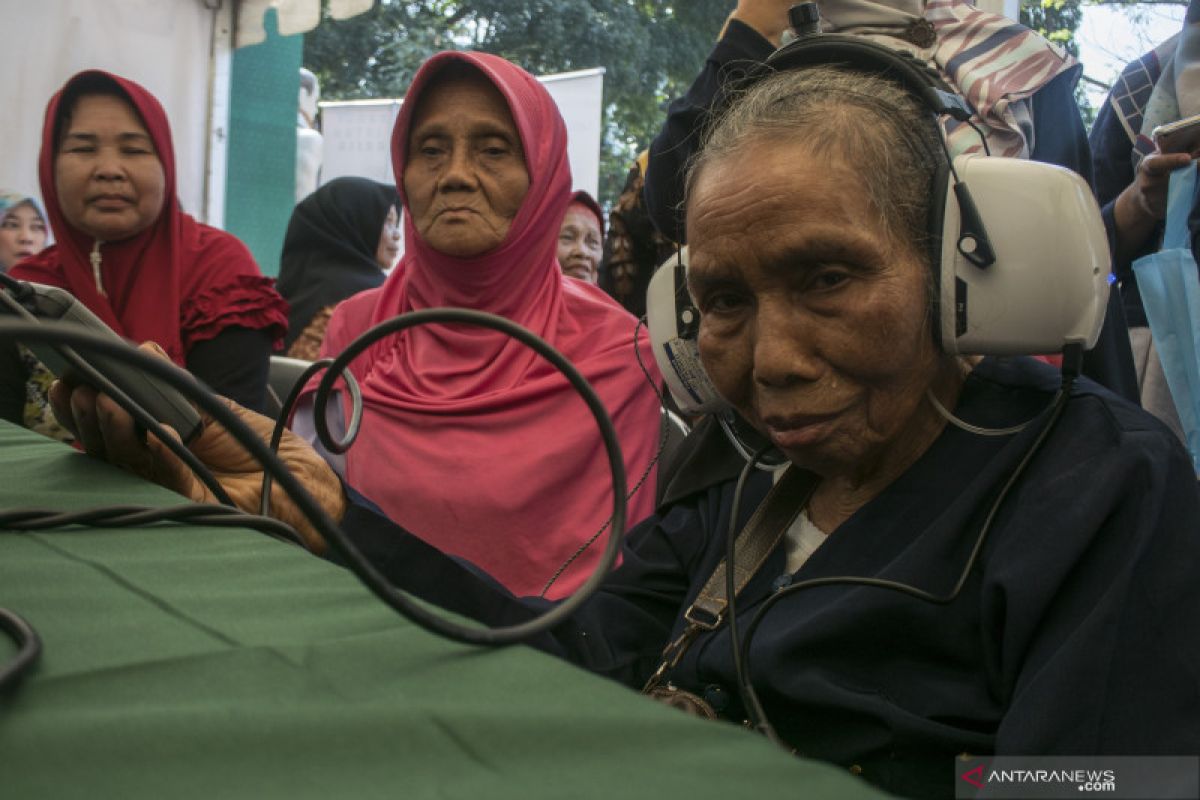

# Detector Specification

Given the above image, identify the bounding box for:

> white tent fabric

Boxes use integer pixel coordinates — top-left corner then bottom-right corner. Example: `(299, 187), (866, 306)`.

(0, 0), (375, 228)
(1, 0), (221, 223)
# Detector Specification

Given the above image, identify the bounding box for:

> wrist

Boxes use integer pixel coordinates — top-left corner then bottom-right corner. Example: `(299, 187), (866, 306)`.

(1112, 184), (1157, 258)
(729, 8), (787, 45)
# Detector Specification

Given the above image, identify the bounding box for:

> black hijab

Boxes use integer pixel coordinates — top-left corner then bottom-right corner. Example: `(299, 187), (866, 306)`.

(278, 177), (399, 349)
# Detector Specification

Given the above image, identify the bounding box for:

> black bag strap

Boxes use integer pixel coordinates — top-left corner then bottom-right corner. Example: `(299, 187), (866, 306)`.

(643, 467), (817, 693)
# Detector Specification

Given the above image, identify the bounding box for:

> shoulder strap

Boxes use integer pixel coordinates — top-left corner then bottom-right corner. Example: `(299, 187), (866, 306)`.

(686, 466), (816, 629)
(643, 466), (817, 692)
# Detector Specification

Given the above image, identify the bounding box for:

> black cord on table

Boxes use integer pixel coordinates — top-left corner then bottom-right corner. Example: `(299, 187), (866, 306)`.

(0, 504), (304, 546)
(0, 608), (41, 692)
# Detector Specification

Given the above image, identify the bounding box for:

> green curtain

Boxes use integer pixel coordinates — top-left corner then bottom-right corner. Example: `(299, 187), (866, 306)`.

(224, 8), (302, 277)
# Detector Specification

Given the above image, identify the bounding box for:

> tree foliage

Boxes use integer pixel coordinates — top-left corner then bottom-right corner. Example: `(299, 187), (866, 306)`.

(1020, 0), (1083, 57)
(1021, 0), (1089, 118)
(304, 0), (730, 205)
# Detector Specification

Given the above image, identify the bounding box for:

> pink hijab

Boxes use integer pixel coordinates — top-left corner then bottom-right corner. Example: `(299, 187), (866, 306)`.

(314, 52), (662, 599)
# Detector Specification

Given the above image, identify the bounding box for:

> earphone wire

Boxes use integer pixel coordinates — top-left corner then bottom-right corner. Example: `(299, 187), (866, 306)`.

(259, 357), (363, 518)
(925, 384), (1055, 437)
(725, 443), (781, 744)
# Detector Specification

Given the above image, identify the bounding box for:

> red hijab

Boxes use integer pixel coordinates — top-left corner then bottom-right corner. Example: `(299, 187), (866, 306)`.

(315, 52), (662, 599)
(568, 189), (605, 238)
(11, 70), (285, 364)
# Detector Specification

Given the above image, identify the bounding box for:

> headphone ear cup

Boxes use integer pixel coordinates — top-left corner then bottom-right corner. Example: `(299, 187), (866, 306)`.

(645, 249), (728, 415)
(929, 156), (953, 352)
(938, 155), (1109, 355)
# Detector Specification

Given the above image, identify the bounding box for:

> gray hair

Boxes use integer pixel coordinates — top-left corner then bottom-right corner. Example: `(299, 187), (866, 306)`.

(685, 65), (946, 263)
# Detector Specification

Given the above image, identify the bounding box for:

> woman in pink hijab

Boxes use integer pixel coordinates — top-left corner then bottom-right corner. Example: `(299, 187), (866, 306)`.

(302, 52), (662, 599)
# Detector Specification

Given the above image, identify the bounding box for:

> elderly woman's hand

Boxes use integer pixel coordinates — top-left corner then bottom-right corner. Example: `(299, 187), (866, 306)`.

(48, 342), (345, 552)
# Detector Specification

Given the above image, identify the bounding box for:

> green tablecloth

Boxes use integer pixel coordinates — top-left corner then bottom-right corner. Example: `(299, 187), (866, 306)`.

(0, 423), (882, 799)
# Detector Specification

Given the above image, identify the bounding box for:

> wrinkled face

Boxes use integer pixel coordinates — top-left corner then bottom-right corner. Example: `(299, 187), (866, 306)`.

(403, 72), (530, 257)
(686, 139), (944, 481)
(557, 203), (603, 283)
(54, 93), (166, 242)
(376, 204), (401, 269)
(0, 204), (48, 270)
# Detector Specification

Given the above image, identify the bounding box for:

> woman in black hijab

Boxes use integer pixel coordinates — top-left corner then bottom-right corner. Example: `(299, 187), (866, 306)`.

(278, 177), (401, 359)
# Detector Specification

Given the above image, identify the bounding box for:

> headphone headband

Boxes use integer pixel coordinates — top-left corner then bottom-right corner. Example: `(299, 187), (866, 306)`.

(767, 34), (971, 121)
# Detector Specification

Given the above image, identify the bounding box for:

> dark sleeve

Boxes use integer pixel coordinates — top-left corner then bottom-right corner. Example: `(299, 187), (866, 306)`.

(994, 430), (1200, 755)
(1089, 81), (1159, 330)
(1088, 91), (1135, 208)
(331, 485), (729, 688)
(0, 340), (27, 425)
(644, 19), (776, 243)
(1190, 166), (1200, 263)
(185, 326), (272, 413)
(1030, 67), (1093, 183)
(1081, 287), (1139, 403)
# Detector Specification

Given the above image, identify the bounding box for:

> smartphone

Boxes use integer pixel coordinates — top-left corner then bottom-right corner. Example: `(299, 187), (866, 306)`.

(1153, 113), (1200, 154)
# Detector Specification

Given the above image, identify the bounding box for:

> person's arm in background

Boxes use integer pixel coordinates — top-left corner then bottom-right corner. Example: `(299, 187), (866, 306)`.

(644, 1), (793, 243)
(1111, 152), (1192, 267)
(1030, 68), (1093, 181)
(180, 227), (289, 415)
(186, 326), (273, 414)
(1088, 82), (1192, 279)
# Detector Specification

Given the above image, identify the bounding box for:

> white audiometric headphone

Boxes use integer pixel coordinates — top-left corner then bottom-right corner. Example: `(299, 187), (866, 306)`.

(646, 23), (1110, 419)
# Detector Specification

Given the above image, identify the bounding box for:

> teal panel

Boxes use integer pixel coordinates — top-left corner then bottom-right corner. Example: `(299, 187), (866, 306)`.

(225, 9), (302, 277)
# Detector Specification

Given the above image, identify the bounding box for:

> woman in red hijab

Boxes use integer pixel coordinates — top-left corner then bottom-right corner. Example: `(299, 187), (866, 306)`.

(0, 70), (287, 431)
(557, 190), (604, 283)
(299, 52), (663, 599)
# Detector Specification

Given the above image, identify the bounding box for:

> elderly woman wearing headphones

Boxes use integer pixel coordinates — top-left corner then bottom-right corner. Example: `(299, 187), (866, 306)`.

(51, 53), (1199, 799)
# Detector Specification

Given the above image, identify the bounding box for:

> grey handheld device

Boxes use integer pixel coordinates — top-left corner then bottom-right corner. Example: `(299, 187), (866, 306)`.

(0, 281), (203, 443)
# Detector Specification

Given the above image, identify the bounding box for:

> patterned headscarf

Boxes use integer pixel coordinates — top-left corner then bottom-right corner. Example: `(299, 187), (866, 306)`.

(818, 0), (1079, 158)
(1107, 0), (1200, 165)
